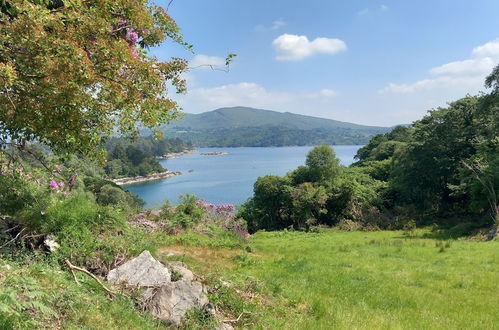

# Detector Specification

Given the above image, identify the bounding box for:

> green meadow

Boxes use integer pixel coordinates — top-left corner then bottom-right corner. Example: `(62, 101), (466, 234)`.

(172, 229), (499, 329)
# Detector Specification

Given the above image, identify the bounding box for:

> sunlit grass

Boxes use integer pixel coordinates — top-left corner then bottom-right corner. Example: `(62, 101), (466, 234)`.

(185, 229), (499, 329)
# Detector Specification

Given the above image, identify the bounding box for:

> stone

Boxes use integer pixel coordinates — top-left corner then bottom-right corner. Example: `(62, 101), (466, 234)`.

(487, 227), (498, 241)
(107, 251), (210, 325)
(107, 250), (170, 286)
(168, 261), (195, 281)
(143, 279), (209, 325)
(44, 234), (60, 252)
(216, 323), (235, 330)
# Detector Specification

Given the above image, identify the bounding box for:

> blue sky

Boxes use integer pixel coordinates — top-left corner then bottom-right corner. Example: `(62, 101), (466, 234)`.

(151, 0), (499, 126)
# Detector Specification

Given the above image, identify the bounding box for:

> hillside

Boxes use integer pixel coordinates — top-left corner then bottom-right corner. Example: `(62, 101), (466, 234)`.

(160, 107), (392, 147)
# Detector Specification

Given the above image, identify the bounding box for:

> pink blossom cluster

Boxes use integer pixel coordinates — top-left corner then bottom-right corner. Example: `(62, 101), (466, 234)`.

(53, 165), (62, 177)
(49, 180), (68, 196)
(228, 224), (249, 240)
(197, 200), (235, 215)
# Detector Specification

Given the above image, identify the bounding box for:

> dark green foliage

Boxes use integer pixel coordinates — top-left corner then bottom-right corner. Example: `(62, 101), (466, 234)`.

(239, 146), (383, 232)
(305, 145), (341, 183)
(103, 136), (192, 178)
(83, 177), (144, 209)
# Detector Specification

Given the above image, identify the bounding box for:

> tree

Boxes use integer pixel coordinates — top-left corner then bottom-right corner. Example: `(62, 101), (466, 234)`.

(305, 145), (341, 183)
(0, 0), (190, 156)
(485, 64), (499, 94)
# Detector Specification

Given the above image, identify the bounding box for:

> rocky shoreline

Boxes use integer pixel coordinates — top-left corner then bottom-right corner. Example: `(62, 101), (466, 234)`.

(111, 171), (181, 186)
(156, 149), (196, 159)
(200, 151), (229, 156)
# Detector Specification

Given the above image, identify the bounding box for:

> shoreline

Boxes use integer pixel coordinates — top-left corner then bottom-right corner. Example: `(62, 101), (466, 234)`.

(110, 171), (181, 186)
(156, 149), (197, 159)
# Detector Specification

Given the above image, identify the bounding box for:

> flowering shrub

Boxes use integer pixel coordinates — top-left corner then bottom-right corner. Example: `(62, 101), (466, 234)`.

(128, 197), (249, 240)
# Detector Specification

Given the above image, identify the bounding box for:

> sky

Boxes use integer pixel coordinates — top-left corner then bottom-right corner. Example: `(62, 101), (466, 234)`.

(150, 0), (499, 126)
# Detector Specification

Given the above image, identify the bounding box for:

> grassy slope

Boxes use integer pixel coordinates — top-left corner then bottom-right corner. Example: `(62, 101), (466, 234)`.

(2, 230), (497, 329)
(168, 230), (499, 329)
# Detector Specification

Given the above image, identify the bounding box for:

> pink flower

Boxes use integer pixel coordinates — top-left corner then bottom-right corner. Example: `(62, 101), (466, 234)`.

(58, 181), (65, 187)
(49, 180), (59, 190)
(55, 165), (62, 173)
(126, 28), (139, 43)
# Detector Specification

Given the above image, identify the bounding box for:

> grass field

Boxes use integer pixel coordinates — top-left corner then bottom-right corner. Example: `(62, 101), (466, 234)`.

(167, 229), (499, 329)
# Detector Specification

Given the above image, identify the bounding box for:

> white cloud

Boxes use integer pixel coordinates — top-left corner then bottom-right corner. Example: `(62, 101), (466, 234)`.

(255, 19), (286, 32)
(380, 4), (389, 11)
(472, 40), (499, 58)
(272, 34), (347, 61)
(319, 89), (337, 97)
(381, 40), (499, 94)
(189, 54), (225, 69)
(429, 57), (496, 76)
(174, 82), (338, 114)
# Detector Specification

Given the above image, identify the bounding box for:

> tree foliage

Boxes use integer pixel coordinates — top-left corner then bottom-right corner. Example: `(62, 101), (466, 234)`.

(0, 0), (190, 156)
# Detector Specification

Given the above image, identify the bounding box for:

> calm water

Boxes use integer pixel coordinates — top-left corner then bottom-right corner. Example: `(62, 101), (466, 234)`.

(125, 146), (361, 208)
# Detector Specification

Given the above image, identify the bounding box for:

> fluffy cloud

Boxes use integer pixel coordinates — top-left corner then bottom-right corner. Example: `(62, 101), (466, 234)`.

(382, 40), (499, 93)
(175, 82), (337, 113)
(255, 19), (286, 32)
(189, 54), (225, 69)
(272, 34), (347, 61)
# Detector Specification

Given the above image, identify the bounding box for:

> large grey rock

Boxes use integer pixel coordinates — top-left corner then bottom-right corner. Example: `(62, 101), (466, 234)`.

(107, 251), (209, 325)
(107, 250), (170, 286)
(143, 279), (209, 325)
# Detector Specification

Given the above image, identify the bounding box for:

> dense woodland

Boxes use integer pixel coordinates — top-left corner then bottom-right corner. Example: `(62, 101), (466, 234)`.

(240, 68), (499, 234)
(169, 127), (373, 147)
(104, 137), (192, 178)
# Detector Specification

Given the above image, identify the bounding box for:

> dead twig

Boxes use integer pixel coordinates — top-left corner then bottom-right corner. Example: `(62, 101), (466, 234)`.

(0, 228), (25, 249)
(65, 259), (115, 297)
(222, 311), (252, 323)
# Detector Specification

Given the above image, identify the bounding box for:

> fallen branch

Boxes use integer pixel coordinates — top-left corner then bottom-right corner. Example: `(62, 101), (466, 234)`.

(65, 259), (115, 297)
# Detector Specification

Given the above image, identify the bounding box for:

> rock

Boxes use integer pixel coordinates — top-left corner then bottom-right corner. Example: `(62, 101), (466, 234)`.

(487, 227), (498, 241)
(107, 251), (209, 325)
(44, 234), (60, 252)
(216, 323), (235, 330)
(143, 279), (209, 325)
(168, 261), (195, 281)
(107, 250), (170, 286)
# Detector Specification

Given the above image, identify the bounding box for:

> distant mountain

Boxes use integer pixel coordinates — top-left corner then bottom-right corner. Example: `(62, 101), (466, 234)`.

(159, 107), (393, 147)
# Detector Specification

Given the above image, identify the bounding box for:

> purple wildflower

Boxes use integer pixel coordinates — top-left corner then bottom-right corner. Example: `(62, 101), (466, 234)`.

(49, 180), (59, 190)
(126, 28), (139, 43)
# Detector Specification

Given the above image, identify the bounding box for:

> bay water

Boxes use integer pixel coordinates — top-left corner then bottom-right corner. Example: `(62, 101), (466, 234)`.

(125, 145), (362, 208)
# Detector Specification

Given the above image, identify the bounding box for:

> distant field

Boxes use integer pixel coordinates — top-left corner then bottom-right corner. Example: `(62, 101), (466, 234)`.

(170, 230), (499, 329)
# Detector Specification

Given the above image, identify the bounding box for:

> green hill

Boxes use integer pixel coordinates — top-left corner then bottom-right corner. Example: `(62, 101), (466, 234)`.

(160, 107), (392, 147)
